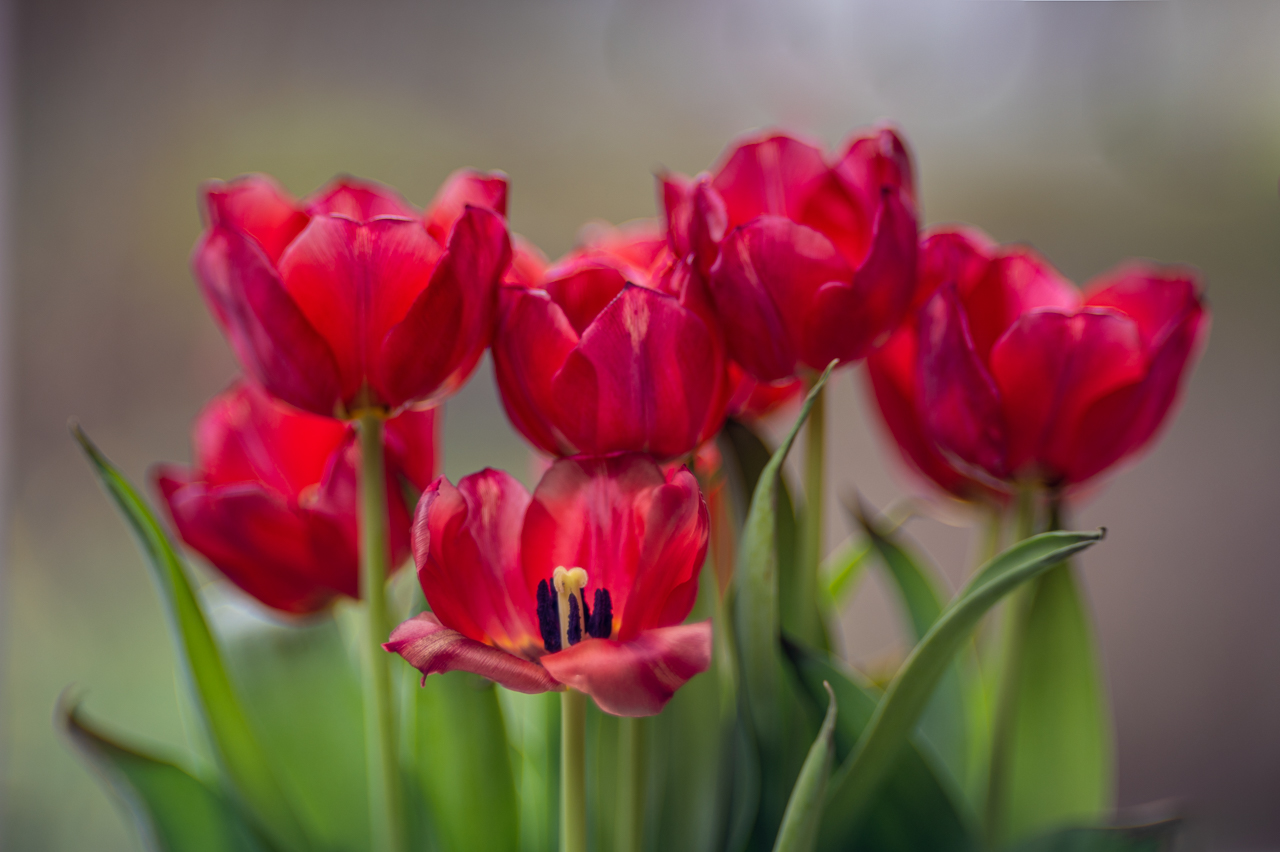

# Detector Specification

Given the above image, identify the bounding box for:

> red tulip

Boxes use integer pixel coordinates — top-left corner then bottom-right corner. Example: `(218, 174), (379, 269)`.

(725, 361), (804, 423)
(900, 227), (1208, 493)
(155, 381), (437, 614)
(492, 222), (731, 460)
(384, 454), (712, 717)
(193, 170), (511, 418)
(661, 126), (918, 382)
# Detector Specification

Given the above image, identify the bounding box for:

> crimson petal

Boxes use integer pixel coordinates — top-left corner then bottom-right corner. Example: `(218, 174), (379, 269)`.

(385, 612), (561, 694)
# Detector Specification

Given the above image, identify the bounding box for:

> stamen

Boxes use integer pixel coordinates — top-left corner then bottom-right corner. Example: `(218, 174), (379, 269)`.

(587, 588), (613, 640)
(552, 566), (591, 649)
(567, 595), (582, 645)
(536, 579), (561, 652)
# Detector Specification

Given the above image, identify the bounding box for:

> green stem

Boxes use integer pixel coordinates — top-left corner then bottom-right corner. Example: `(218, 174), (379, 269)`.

(561, 689), (587, 852)
(615, 716), (646, 852)
(983, 485), (1038, 843)
(358, 413), (407, 852)
(797, 377), (827, 647)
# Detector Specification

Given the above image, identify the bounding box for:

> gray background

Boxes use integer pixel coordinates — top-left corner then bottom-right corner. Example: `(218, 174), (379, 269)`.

(3, 1), (1278, 849)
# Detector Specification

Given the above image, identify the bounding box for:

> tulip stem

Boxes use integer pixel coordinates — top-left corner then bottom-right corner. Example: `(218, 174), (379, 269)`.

(560, 689), (588, 852)
(797, 376), (827, 648)
(616, 716), (647, 852)
(357, 412), (407, 852)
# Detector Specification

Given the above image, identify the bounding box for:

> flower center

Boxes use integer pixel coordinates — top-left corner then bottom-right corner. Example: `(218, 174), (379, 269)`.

(536, 567), (613, 652)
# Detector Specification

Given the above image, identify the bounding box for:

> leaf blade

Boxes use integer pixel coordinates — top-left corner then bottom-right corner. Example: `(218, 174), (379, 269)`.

(771, 683), (838, 852)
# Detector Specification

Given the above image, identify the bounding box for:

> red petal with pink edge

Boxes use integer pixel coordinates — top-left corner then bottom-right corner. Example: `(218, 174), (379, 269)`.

(551, 285), (723, 458)
(801, 185), (917, 368)
(192, 227), (343, 416)
(521, 456), (707, 642)
(491, 286), (579, 455)
(918, 287), (1008, 480)
(990, 309), (1146, 481)
(303, 176), (418, 220)
(385, 612), (561, 694)
(200, 175), (309, 264)
(960, 247), (1081, 364)
(1083, 262), (1205, 350)
(413, 471), (542, 659)
(1061, 304), (1208, 486)
(865, 329), (1005, 503)
(378, 206), (510, 409)
(156, 470), (351, 614)
(710, 132), (829, 227)
(710, 216), (850, 382)
(383, 406), (439, 492)
(424, 169), (509, 245)
(544, 264), (629, 335)
(540, 621), (712, 717)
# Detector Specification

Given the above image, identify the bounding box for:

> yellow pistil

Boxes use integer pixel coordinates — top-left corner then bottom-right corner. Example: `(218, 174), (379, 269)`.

(552, 566), (589, 649)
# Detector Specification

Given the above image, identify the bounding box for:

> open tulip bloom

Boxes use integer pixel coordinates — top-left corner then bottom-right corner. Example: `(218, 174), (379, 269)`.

(384, 453), (712, 716)
(193, 169), (511, 418)
(67, 122), (1215, 852)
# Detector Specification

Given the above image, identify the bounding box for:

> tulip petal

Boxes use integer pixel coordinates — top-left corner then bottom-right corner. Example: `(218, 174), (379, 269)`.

(378, 206), (511, 409)
(200, 175), (309, 264)
(304, 176), (418, 220)
(916, 228), (994, 313)
(385, 612), (561, 694)
(801, 184), (917, 367)
(544, 264), (629, 336)
(960, 247), (1081, 364)
(192, 226), (343, 416)
(492, 287), (579, 455)
(918, 287), (1008, 480)
(157, 470), (349, 614)
(383, 406), (439, 491)
(423, 169), (509, 245)
(521, 456), (708, 642)
(551, 285), (722, 457)
(414, 471), (543, 659)
(539, 621), (712, 717)
(710, 133), (829, 226)
(1083, 262), (1205, 351)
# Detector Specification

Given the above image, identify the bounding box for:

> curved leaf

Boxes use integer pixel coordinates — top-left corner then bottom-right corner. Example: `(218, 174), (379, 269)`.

(771, 683), (837, 852)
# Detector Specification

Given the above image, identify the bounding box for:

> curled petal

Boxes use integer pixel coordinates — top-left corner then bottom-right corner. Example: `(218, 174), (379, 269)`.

(424, 169), (509, 245)
(540, 621), (713, 717)
(378, 206), (510, 408)
(192, 227), (343, 416)
(918, 287), (1007, 480)
(385, 612), (561, 694)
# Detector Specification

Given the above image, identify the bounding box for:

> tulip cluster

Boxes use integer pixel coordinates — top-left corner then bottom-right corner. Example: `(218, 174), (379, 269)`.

(69, 119), (1209, 852)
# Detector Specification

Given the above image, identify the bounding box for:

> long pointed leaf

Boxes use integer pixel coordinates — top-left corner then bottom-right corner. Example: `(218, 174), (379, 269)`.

(771, 683), (837, 852)
(1004, 821), (1180, 852)
(823, 530), (1105, 841)
(62, 700), (277, 852)
(72, 426), (306, 851)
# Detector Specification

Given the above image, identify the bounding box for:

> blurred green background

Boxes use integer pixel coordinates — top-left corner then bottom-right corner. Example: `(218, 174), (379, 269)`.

(2, 0), (1278, 849)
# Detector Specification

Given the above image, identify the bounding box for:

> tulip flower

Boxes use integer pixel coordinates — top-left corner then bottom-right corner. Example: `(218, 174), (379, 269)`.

(661, 125), (919, 383)
(384, 454), (712, 717)
(155, 380), (437, 614)
(492, 222), (731, 460)
(726, 361), (804, 423)
(193, 170), (511, 418)
(902, 227), (1208, 492)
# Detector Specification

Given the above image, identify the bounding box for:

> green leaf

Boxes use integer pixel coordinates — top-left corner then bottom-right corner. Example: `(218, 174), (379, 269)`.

(221, 615), (368, 851)
(823, 530), (1106, 842)
(821, 539), (871, 607)
(990, 565), (1113, 845)
(498, 689), (560, 852)
(854, 504), (968, 795)
(72, 426), (306, 851)
(786, 641), (977, 852)
(1003, 821), (1180, 852)
(771, 683), (838, 852)
(732, 362), (836, 849)
(62, 700), (277, 852)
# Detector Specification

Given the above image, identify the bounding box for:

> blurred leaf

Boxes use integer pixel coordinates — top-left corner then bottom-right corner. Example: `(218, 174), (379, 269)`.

(221, 616), (368, 851)
(821, 539), (871, 607)
(732, 363), (835, 850)
(990, 565), (1113, 845)
(771, 683), (837, 852)
(786, 641), (977, 852)
(411, 671), (519, 852)
(498, 690), (560, 852)
(854, 504), (968, 794)
(62, 700), (277, 852)
(1003, 821), (1180, 852)
(72, 426), (307, 851)
(823, 531), (1105, 845)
